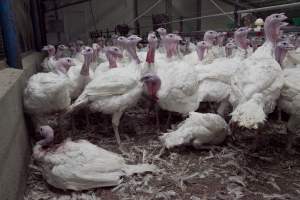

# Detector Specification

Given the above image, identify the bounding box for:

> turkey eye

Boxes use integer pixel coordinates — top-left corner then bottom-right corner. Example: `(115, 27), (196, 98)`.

(114, 48), (118, 51)
(275, 15), (279, 18)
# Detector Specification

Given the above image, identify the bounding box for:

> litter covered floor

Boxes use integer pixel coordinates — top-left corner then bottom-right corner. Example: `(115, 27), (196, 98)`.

(24, 105), (300, 200)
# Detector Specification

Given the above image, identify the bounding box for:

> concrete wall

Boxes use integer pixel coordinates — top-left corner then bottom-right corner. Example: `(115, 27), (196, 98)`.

(0, 52), (43, 200)
(44, 0), (234, 43)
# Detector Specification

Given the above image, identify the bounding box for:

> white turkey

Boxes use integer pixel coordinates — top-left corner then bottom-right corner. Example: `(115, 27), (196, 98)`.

(41, 44), (69, 73)
(33, 126), (158, 191)
(195, 27), (251, 116)
(89, 43), (102, 71)
(275, 41), (300, 153)
(203, 30), (219, 63)
(282, 36), (300, 68)
(225, 42), (237, 58)
(65, 64), (161, 146)
(157, 27), (167, 53)
(229, 13), (288, 129)
(67, 46), (94, 99)
(277, 68), (300, 153)
(214, 31), (227, 58)
(160, 112), (229, 149)
(156, 33), (201, 129)
(73, 40), (85, 63)
(233, 27), (252, 57)
(94, 46), (123, 75)
(126, 35), (143, 64)
(24, 57), (75, 126)
(41, 45), (56, 72)
(141, 32), (159, 75)
(55, 44), (69, 60)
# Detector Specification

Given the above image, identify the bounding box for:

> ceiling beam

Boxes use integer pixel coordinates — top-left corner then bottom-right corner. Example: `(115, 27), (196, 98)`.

(44, 0), (89, 12)
(221, 0), (256, 9)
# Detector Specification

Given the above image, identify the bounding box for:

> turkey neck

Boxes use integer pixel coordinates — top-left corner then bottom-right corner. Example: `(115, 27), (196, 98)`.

(80, 55), (91, 76)
(48, 49), (55, 58)
(165, 43), (172, 58)
(204, 38), (214, 47)
(225, 47), (233, 58)
(127, 44), (141, 64)
(146, 42), (156, 64)
(106, 53), (118, 68)
(159, 34), (166, 48)
(235, 35), (248, 50)
(197, 47), (206, 61)
(55, 48), (64, 60)
(264, 22), (281, 47)
(92, 49), (98, 63)
(275, 47), (288, 67)
(170, 42), (178, 57)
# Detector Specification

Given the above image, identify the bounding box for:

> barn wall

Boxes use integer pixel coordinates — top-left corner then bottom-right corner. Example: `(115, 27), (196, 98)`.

(44, 0), (234, 43)
(46, 0), (135, 43)
(0, 52), (43, 200)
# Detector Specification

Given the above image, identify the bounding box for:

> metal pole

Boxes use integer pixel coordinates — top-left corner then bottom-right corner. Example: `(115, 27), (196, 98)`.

(139, 2), (300, 29)
(53, 0), (61, 42)
(179, 16), (183, 32)
(46, 0), (89, 12)
(165, 0), (173, 32)
(134, 0), (140, 35)
(0, 0), (19, 68)
(196, 0), (202, 31)
(40, 1), (47, 45)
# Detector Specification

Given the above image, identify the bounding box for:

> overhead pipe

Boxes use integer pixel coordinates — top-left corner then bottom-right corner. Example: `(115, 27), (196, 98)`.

(0, 0), (19, 68)
(139, 1), (300, 29)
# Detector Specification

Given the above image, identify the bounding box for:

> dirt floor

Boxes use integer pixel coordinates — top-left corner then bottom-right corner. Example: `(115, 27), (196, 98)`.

(24, 103), (300, 200)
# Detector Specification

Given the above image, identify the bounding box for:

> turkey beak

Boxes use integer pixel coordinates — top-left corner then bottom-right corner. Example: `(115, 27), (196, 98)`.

(280, 22), (289, 27)
(280, 14), (288, 21)
(140, 76), (148, 82)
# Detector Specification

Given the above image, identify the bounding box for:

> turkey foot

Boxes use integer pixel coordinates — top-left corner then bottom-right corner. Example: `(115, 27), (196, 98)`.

(248, 130), (264, 153)
(155, 104), (161, 134)
(165, 113), (172, 131)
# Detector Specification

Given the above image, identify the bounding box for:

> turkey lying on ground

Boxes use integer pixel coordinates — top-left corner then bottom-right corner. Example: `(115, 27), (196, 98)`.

(160, 112), (229, 149)
(33, 126), (158, 191)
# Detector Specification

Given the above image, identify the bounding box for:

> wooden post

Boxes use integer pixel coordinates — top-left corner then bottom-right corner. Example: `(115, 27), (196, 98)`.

(196, 0), (202, 31)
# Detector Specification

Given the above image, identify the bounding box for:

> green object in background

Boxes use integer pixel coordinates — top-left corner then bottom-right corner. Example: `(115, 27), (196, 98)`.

(292, 17), (300, 26)
(227, 22), (234, 29)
